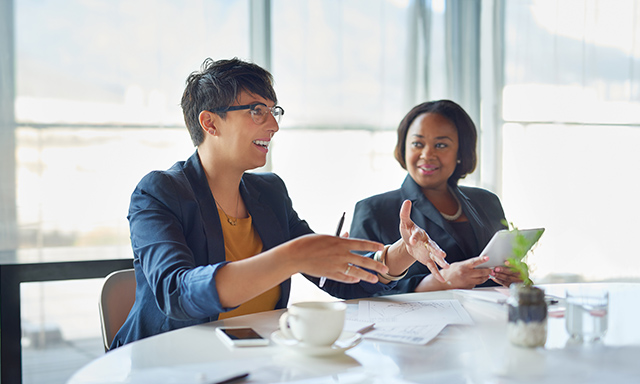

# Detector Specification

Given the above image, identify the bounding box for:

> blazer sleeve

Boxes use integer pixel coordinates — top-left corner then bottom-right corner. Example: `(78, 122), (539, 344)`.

(350, 199), (385, 243)
(350, 194), (403, 245)
(128, 171), (230, 321)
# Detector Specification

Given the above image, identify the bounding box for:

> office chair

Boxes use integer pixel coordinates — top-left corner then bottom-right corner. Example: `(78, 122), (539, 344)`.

(99, 268), (136, 352)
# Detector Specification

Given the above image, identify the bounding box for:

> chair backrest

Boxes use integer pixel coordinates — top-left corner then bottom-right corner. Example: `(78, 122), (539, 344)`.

(99, 268), (136, 352)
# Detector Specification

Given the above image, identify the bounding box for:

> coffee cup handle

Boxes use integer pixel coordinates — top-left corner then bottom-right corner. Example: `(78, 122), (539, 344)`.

(279, 312), (296, 340)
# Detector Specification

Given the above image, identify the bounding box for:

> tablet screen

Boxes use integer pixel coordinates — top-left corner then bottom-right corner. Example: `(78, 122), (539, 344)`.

(476, 228), (545, 268)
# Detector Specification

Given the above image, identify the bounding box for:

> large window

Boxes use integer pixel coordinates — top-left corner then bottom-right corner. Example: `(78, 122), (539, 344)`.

(501, 0), (640, 281)
(13, 0), (250, 251)
(3, 1), (640, 383)
(8, 1), (251, 383)
(270, 0), (415, 235)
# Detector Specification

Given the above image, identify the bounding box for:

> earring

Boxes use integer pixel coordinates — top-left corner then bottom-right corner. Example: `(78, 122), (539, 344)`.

(208, 129), (215, 135)
(456, 159), (461, 164)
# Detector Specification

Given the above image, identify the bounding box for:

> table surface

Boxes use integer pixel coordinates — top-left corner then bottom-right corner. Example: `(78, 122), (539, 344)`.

(67, 282), (640, 384)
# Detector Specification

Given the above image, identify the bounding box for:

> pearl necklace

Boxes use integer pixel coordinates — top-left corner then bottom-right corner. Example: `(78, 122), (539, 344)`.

(215, 194), (239, 226)
(439, 188), (462, 221)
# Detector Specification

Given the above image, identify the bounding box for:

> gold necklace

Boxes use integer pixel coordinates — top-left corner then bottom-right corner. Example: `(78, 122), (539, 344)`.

(215, 194), (239, 226)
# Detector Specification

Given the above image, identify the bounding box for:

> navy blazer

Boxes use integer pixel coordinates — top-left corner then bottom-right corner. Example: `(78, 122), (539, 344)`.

(350, 175), (507, 294)
(112, 151), (392, 348)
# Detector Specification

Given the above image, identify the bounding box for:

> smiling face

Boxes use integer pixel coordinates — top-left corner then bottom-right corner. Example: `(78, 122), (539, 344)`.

(213, 91), (279, 171)
(405, 112), (459, 192)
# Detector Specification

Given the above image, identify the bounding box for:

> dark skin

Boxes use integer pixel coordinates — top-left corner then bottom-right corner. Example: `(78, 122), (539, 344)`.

(405, 112), (523, 291)
(490, 261), (523, 287)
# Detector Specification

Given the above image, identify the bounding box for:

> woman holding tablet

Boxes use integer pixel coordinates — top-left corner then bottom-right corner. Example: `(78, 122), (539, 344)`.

(350, 100), (522, 293)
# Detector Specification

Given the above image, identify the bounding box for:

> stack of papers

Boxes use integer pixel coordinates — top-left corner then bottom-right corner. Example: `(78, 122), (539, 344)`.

(348, 299), (473, 345)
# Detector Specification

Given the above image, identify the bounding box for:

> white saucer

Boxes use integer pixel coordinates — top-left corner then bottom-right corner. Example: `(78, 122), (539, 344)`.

(270, 330), (362, 356)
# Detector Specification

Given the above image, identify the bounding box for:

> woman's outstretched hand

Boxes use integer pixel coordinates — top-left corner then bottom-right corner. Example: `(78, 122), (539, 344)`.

(286, 234), (388, 284)
(399, 200), (449, 283)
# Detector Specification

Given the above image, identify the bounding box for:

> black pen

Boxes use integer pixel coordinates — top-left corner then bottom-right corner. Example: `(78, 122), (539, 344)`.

(213, 372), (249, 384)
(319, 212), (346, 288)
(335, 211), (346, 237)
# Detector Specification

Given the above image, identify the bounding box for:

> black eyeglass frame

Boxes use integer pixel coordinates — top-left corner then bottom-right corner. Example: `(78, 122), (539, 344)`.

(211, 103), (285, 123)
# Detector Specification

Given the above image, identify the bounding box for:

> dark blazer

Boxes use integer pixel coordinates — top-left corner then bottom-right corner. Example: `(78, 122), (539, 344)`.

(350, 175), (507, 294)
(112, 151), (392, 348)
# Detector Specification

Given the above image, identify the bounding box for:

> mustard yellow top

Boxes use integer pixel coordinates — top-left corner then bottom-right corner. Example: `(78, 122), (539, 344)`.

(217, 210), (281, 320)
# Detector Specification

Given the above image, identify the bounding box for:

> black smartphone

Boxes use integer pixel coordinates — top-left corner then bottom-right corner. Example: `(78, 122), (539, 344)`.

(215, 327), (269, 347)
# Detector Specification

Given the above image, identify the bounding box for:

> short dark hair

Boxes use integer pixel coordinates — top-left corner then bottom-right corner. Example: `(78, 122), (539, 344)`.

(393, 99), (477, 185)
(181, 57), (277, 146)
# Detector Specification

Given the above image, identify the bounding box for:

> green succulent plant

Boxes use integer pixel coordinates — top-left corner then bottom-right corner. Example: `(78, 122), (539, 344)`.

(502, 221), (543, 286)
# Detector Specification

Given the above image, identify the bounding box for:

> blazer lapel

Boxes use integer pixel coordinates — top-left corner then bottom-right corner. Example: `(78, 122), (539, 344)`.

(240, 176), (286, 252)
(401, 177), (479, 257)
(401, 176), (449, 235)
(182, 151), (226, 265)
(455, 187), (495, 248)
(240, 174), (291, 309)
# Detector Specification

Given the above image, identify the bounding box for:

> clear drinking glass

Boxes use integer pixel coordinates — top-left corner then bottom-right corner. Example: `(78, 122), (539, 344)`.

(565, 288), (609, 342)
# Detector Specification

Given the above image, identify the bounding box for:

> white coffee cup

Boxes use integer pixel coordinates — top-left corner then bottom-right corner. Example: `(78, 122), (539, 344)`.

(279, 301), (347, 346)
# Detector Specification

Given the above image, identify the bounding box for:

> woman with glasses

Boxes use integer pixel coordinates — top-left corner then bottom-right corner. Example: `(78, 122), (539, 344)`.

(350, 100), (522, 295)
(112, 58), (449, 348)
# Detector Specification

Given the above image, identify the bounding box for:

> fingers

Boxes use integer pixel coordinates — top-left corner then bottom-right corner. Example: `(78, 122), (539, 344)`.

(342, 262), (378, 284)
(488, 274), (506, 286)
(398, 201), (449, 273)
(436, 259), (493, 288)
(399, 199), (412, 223)
(491, 264), (521, 285)
(463, 255), (490, 268)
(350, 252), (388, 273)
(489, 274), (517, 287)
(407, 240), (447, 282)
(414, 233), (448, 271)
(490, 265), (523, 287)
(424, 239), (448, 268)
(493, 265), (520, 279)
(318, 236), (388, 284)
(324, 259), (383, 285)
(340, 237), (384, 254)
(461, 258), (492, 283)
(425, 261), (446, 283)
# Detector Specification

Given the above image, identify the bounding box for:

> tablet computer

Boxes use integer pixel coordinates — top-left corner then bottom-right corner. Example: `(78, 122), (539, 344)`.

(476, 228), (545, 268)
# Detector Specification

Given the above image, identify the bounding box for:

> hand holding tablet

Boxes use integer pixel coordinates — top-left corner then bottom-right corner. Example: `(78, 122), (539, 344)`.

(475, 228), (545, 269)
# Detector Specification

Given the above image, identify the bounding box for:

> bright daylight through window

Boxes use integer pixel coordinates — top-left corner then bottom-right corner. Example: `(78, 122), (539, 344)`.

(1, 1), (640, 384)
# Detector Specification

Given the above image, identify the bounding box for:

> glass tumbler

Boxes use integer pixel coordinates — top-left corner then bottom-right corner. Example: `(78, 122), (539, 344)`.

(565, 288), (609, 342)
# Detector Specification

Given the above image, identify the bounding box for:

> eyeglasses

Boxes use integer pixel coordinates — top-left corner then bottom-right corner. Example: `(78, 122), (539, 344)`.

(212, 103), (285, 125)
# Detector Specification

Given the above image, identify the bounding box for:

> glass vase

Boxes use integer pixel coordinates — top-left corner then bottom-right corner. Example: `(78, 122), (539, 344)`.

(507, 283), (547, 347)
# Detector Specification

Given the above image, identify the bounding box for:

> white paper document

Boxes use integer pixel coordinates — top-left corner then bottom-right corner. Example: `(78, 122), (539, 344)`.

(364, 324), (447, 345)
(358, 299), (473, 325)
(356, 299), (473, 345)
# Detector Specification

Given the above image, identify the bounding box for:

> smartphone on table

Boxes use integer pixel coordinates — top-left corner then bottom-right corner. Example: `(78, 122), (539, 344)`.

(215, 326), (269, 347)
